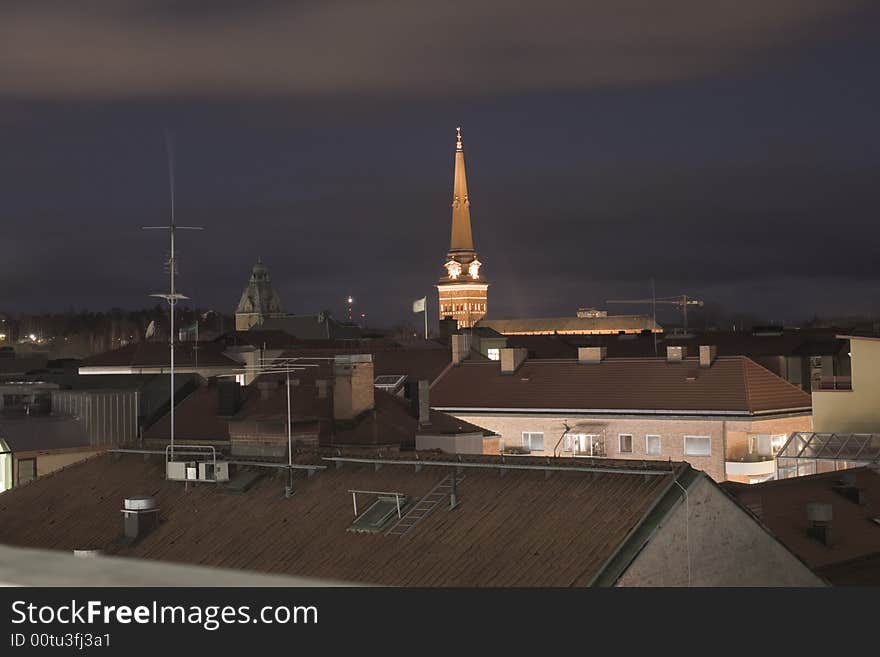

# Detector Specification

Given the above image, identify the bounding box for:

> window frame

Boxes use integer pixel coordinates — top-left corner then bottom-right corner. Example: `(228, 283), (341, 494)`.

(17, 457), (36, 486)
(645, 434), (662, 456)
(618, 433), (633, 454)
(521, 431), (545, 453)
(683, 435), (712, 457)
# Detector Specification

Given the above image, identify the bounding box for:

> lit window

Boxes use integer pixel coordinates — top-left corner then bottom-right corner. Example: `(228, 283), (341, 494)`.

(684, 436), (711, 456)
(646, 435), (661, 455)
(522, 432), (545, 452)
(570, 434), (604, 456)
(619, 434), (633, 454)
(487, 348), (500, 361)
(749, 434), (772, 456)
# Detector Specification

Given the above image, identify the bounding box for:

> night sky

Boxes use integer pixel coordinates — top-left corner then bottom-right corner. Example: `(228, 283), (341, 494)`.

(3, 1), (880, 327)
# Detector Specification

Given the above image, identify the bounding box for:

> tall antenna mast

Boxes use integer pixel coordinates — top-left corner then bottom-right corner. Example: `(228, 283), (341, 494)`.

(143, 133), (203, 460)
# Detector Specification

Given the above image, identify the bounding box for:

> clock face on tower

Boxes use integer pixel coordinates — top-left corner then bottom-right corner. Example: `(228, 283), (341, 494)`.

(468, 259), (481, 279)
(445, 260), (462, 279)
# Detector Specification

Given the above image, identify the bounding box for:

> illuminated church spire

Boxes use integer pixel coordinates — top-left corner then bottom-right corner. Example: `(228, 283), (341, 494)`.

(436, 126), (488, 329)
(450, 126), (474, 252)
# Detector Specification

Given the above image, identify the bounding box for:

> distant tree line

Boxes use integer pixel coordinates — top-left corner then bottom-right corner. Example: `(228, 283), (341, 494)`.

(2, 306), (233, 359)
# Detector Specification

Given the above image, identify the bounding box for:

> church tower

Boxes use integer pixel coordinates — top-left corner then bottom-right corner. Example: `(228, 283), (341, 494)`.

(436, 127), (488, 328)
(235, 260), (285, 330)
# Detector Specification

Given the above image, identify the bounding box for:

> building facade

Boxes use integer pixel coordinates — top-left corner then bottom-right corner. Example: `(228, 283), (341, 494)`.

(436, 128), (488, 329)
(431, 346), (814, 483)
(812, 334), (880, 432)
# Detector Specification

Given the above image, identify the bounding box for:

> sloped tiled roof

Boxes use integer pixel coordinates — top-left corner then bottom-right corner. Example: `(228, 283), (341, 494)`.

(0, 453), (682, 586)
(431, 356), (811, 414)
(143, 373), (492, 447)
(506, 329), (847, 359)
(724, 467), (880, 584)
(142, 384), (231, 442)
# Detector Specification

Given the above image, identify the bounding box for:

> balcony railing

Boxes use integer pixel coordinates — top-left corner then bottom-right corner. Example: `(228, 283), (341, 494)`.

(814, 376), (852, 391)
(726, 444), (776, 463)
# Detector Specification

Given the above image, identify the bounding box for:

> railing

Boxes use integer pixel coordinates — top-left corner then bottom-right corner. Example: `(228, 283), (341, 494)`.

(574, 444), (606, 458)
(814, 376), (852, 391)
(726, 444), (775, 463)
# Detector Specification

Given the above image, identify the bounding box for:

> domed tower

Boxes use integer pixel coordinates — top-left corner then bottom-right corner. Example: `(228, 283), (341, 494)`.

(436, 127), (488, 328)
(235, 260), (285, 330)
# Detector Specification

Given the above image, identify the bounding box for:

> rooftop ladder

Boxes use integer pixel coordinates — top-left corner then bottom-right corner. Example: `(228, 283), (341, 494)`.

(385, 472), (465, 537)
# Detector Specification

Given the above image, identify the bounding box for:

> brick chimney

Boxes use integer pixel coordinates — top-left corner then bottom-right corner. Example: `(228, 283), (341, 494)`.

(500, 348), (528, 374)
(451, 333), (471, 365)
(257, 379), (275, 400)
(418, 379), (430, 426)
(332, 355), (374, 421)
(316, 379), (329, 399)
(578, 346), (606, 364)
(666, 346), (687, 363)
(699, 345), (717, 368)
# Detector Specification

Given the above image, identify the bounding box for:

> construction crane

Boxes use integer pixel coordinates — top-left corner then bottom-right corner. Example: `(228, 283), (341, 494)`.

(606, 294), (704, 331)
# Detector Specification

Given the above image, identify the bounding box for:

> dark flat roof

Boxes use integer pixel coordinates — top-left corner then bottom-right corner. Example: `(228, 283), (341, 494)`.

(0, 415), (90, 452)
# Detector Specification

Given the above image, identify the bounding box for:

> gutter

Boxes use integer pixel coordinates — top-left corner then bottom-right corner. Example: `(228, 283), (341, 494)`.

(431, 406), (812, 418)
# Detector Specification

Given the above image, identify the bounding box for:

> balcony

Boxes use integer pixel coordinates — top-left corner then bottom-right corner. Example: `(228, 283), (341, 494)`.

(725, 455), (775, 477)
(814, 376), (852, 391)
(725, 444), (777, 478)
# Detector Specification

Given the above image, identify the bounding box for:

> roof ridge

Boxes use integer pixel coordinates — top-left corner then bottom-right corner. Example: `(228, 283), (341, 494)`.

(740, 355), (753, 411)
(741, 355), (812, 399)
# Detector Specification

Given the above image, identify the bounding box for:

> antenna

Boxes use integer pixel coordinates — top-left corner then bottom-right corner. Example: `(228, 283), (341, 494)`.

(220, 355), (331, 496)
(142, 132), (203, 461)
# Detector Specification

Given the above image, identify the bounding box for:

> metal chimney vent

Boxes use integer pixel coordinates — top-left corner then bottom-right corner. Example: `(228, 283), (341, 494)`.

(72, 549), (102, 558)
(121, 495), (160, 541)
(806, 502), (833, 546)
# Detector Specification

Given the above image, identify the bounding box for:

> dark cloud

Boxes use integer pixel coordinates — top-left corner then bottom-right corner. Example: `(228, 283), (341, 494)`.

(2, 2), (880, 325)
(0, 1), (871, 99)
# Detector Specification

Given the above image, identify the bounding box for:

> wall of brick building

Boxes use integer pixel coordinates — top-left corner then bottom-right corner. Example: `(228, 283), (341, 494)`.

(446, 412), (812, 482)
(437, 285), (488, 329)
(416, 432), (499, 455)
(724, 415), (813, 484)
(616, 474), (824, 586)
(11, 448), (104, 487)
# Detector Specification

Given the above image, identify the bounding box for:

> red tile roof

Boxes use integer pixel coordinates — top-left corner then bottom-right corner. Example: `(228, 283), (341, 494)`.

(724, 467), (880, 584)
(431, 356), (811, 415)
(142, 375), (492, 448)
(142, 384), (231, 442)
(0, 453), (682, 586)
(506, 329), (847, 360)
